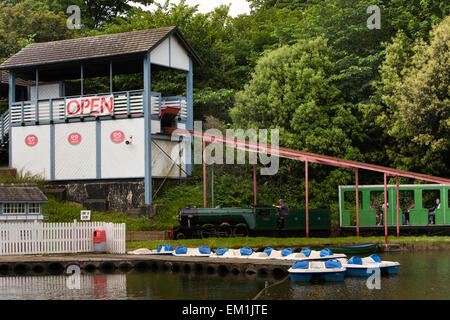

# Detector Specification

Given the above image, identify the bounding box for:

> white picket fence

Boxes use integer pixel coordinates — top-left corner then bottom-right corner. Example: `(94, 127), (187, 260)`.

(0, 221), (126, 256)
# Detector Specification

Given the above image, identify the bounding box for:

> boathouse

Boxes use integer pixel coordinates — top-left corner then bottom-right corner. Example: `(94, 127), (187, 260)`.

(0, 184), (48, 221)
(0, 27), (201, 210)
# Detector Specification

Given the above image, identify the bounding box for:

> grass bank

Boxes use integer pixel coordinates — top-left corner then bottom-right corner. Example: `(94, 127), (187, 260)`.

(43, 196), (152, 231)
(126, 235), (450, 250)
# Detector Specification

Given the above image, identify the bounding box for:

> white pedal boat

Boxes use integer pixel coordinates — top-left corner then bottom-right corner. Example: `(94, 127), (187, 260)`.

(288, 259), (346, 282)
(343, 254), (400, 276)
(210, 247), (255, 259)
(128, 244), (174, 255)
(172, 246), (212, 257)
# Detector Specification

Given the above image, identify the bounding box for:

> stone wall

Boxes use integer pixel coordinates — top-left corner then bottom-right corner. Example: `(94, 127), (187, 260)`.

(47, 178), (182, 212)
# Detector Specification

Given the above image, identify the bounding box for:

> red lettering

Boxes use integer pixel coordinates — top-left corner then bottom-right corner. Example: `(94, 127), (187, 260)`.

(80, 99), (90, 115)
(67, 100), (80, 115)
(90, 98), (100, 114)
(101, 97), (114, 114)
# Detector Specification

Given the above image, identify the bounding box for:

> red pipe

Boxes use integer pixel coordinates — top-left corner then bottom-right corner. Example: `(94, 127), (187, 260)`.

(305, 160), (309, 238)
(253, 164), (257, 206)
(163, 127), (450, 185)
(203, 139), (207, 208)
(396, 176), (400, 238)
(384, 173), (388, 244)
(356, 168), (360, 237)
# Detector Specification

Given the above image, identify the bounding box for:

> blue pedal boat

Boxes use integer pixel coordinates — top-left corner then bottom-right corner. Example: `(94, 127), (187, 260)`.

(288, 259), (346, 282)
(344, 254), (400, 276)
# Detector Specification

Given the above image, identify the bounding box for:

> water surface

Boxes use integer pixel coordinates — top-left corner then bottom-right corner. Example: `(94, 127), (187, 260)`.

(0, 251), (448, 300)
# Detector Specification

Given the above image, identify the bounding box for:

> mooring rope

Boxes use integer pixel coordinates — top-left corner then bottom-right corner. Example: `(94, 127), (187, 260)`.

(251, 275), (290, 300)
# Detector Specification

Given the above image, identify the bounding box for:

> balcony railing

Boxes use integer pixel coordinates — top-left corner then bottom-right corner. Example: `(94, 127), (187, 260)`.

(0, 111), (10, 146)
(7, 90), (187, 126)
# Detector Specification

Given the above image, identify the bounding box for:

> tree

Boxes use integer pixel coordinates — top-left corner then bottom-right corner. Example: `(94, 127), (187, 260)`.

(378, 16), (450, 177)
(231, 37), (362, 160)
(6, 0), (155, 29)
(0, 0), (74, 59)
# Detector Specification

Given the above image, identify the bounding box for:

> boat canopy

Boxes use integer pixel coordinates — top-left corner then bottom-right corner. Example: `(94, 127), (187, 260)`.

(240, 247), (253, 256)
(199, 246), (211, 254)
(369, 254), (382, 262)
(282, 248), (295, 256)
(325, 259), (342, 269)
(348, 256), (363, 265)
(320, 248), (333, 257)
(301, 248), (311, 257)
(175, 246), (187, 254)
(292, 261), (309, 269)
(216, 247), (229, 256)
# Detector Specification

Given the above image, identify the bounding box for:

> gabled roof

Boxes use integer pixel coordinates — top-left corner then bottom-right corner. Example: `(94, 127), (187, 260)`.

(0, 184), (48, 202)
(0, 26), (202, 71)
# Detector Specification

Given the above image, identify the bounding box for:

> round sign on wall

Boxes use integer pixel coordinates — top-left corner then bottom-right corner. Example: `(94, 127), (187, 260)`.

(25, 134), (38, 147)
(68, 132), (82, 145)
(110, 130), (125, 143)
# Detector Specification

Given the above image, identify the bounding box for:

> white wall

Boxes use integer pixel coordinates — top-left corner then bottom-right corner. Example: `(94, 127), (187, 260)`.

(55, 122), (96, 180)
(150, 34), (190, 71)
(30, 83), (61, 100)
(11, 119), (188, 181)
(101, 118), (145, 179)
(11, 126), (51, 179)
(152, 139), (186, 178)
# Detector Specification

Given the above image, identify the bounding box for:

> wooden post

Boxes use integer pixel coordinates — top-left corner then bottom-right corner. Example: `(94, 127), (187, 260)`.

(253, 164), (257, 206)
(203, 139), (207, 208)
(211, 164), (214, 208)
(384, 173), (388, 244)
(356, 168), (360, 237)
(396, 176), (400, 238)
(305, 160), (309, 238)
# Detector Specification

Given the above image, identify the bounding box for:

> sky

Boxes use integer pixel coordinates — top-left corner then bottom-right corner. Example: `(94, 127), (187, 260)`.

(133, 0), (251, 17)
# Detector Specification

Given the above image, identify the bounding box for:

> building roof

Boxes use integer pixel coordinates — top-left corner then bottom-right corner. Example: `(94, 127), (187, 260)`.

(0, 184), (48, 202)
(0, 26), (202, 72)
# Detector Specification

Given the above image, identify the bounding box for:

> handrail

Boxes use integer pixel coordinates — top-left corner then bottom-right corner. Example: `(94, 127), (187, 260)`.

(8, 90), (188, 127)
(0, 110), (10, 145)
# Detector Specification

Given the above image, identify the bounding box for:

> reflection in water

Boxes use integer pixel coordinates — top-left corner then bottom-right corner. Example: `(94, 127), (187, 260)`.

(0, 273), (127, 300)
(0, 252), (448, 300)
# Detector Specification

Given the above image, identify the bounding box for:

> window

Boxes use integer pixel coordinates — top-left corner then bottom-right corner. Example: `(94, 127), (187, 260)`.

(29, 203), (40, 214)
(422, 189), (440, 209)
(3, 203), (26, 214)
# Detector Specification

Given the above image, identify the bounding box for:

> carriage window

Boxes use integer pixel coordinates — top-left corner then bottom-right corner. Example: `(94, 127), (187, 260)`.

(370, 191), (384, 210)
(344, 191), (362, 210)
(422, 190), (440, 209)
(399, 190), (414, 212)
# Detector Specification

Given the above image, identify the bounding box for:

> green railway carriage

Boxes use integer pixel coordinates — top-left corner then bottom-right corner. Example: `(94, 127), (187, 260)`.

(172, 206), (331, 239)
(339, 184), (450, 227)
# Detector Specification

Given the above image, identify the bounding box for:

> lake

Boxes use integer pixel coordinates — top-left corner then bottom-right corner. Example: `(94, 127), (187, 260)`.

(0, 251), (448, 300)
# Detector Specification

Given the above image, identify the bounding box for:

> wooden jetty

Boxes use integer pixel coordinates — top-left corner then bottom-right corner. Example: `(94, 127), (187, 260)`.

(0, 254), (292, 278)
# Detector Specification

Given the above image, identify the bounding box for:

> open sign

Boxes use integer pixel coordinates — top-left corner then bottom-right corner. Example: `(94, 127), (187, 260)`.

(66, 95), (114, 117)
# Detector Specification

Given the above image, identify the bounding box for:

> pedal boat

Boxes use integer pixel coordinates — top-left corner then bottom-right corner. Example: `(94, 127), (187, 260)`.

(344, 254), (400, 276)
(288, 259), (346, 282)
